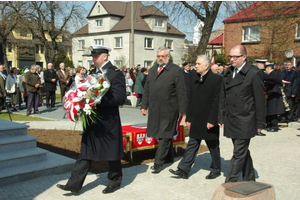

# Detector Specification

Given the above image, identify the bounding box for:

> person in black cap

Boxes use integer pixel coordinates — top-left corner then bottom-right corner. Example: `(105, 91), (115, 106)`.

(57, 45), (126, 194)
(263, 63), (285, 132)
(182, 62), (196, 101)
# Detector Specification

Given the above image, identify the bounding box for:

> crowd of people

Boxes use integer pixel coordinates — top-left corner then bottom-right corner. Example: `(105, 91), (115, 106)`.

(0, 43), (298, 195)
(0, 62), (95, 116)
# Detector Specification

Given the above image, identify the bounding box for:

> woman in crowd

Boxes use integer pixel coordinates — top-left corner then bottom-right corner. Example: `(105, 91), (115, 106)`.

(134, 68), (147, 107)
(130, 68), (137, 93)
(74, 66), (86, 86)
(6, 67), (22, 110)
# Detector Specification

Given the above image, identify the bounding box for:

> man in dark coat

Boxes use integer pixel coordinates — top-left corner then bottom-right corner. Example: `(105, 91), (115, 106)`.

(182, 62), (196, 101)
(0, 64), (7, 112)
(280, 61), (299, 122)
(141, 46), (187, 173)
(264, 63), (285, 132)
(169, 55), (222, 179)
(218, 44), (266, 183)
(57, 45), (126, 194)
(57, 62), (71, 102)
(43, 63), (58, 108)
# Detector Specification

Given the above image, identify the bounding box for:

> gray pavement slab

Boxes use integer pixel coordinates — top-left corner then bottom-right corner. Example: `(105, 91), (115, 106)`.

(2, 102), (300, 199)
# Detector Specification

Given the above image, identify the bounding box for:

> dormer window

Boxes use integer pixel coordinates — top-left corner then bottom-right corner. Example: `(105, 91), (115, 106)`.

(96, 19), (103, 27)
(155, 19), (163, 27)
(20, 29), (27, 37)
(296, 22), (300, 39)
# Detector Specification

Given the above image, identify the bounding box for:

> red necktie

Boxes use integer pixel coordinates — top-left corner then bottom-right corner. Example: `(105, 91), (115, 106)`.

(157, 65), (163, 75)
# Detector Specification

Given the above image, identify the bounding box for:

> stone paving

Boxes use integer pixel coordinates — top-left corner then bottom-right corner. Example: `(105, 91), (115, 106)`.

(1, 103), (300, 199)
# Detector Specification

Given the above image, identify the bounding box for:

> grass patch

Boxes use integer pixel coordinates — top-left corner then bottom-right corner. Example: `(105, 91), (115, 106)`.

(0, 113), (51, 121)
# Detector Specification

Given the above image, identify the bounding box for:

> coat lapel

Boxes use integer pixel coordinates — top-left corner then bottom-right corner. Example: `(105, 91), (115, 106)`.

(225, 62), (251, 89)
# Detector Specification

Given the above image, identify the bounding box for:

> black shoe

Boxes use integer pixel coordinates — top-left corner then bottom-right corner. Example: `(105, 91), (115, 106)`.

(102, 185), (120, 194)
(150, 165), (162, 173)
(256, 132), (266, 136)
(267, 128), (278, 132)
(34, 111), (41, 114)
(51, 106), (56, 108)
(26, 113), (30, 116)
(56, 184), (80, 194)
(206, 171), (221, 179)
(169, 169), (189, 179)
(46, 105), (50, 108)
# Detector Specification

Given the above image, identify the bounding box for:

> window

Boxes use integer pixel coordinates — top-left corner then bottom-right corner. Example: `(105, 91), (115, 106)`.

(145, 38), (153, 49)
(115, 37), (122, 48)
(165, 40), (173, 50)
(242, 26), (261, 42)
(35, 45), (39, 53)
(114, 60), (122, 68)
(41, 45), (44, 54)
(94, 39), (104, 45)
(144, 60), (153, 68)
(79, 40), (85, 50)
(155, 19), (163, 27)
(296, 22), (300, 39)
(7, 43), (12, 52)
(78, 60), (83, 67)
(96, 19), (103, 27)
(20, 29), (27, 37)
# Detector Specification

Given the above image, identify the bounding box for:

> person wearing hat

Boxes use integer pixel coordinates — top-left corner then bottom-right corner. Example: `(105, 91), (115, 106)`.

(263, 62), (285, 132)
(280, 61), (299, 122)
(57, 45), (126, 194)
(255, 59), (267, 70)
(182, 62), (196, 101)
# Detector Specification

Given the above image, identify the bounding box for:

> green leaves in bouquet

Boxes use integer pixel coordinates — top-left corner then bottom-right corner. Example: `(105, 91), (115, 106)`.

(80, 110), (102, 131)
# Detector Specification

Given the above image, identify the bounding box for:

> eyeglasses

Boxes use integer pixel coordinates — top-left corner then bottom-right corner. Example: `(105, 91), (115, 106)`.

(156, 55), (168, 58)
(228, 55), (244, 60)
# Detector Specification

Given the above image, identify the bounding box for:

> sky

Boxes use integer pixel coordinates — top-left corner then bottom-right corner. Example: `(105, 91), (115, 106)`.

(80, 1), (227, 41)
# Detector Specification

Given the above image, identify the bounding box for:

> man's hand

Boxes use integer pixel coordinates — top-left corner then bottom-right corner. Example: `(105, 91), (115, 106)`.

(292, 95), (296, 98)
(35, 84), (40, 88)
(218, 123), (224, 128)
(186, 121), (191, 129)
(51, 78), (56, 82)
(141, 109), (147, 116)
(207, 123), (214, 130)
(257, 129), (262, 133)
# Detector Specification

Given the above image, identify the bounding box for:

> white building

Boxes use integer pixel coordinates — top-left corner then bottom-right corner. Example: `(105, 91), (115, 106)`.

(72, 1), (186, 69)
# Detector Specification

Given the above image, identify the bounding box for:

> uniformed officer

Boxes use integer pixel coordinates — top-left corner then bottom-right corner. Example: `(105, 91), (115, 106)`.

(57, 45), (126, 194)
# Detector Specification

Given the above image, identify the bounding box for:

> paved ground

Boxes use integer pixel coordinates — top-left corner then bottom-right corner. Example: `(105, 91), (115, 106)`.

(1, 102), (300, 199)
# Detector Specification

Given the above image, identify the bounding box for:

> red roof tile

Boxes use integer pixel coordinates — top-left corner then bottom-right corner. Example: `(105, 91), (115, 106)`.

(223, 1), (300, 23)
(208, 33), (223, 45)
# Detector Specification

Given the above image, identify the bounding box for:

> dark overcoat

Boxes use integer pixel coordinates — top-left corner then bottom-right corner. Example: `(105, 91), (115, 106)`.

(186, 70), (221, 140)
(141, 62), (187, 138)
(80, 61), (126, 161)
(263, 71), (285, 116)
(280, 69), (299, 99)
(43, 69), (58, 92)
(183, 69), (196, 100)
(218, 62), (266, 139)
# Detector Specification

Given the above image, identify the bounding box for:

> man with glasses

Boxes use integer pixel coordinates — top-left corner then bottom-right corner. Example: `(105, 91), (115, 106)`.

(141, 46), (187, 174)
(218, 44), (265, 183)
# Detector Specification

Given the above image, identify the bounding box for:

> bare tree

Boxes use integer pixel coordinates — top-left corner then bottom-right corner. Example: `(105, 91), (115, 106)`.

(0, 1), (27, 72)
(22, 1), (86, 66)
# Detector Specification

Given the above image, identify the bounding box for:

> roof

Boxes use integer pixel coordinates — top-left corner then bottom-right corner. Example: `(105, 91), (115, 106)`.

(208, 33), (223, 46)
(74, 1), (184, 36)
(223, 1), (300, 23)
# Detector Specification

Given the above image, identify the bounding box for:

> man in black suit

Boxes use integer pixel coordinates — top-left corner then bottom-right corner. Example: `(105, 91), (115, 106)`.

(264, 63), (285, 132)
(141, 46), (187, 173)
(182, 62), (196, 101)
(57, 45), (126, 194)
(43, 63), (58, 108)
(169, 55), (222, 179)
(218, 44), (266, 183)
(280, 61), (299, 122)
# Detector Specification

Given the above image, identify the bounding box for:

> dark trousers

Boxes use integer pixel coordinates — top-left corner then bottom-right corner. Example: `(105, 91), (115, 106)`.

(46, 91), (56, 107)
(0, 97), (4, 111)
(67, 158), (122, 190)
(136, 94), (143, 107)
(178, 138), (221, 174)
(266, 115), (279, 130)
(225, 138), (255, 183)
(60, 85), (69, 102)
(27, 92), (39, 114)
(154, 138), (174, 167)
(287, 97), (298, 121)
